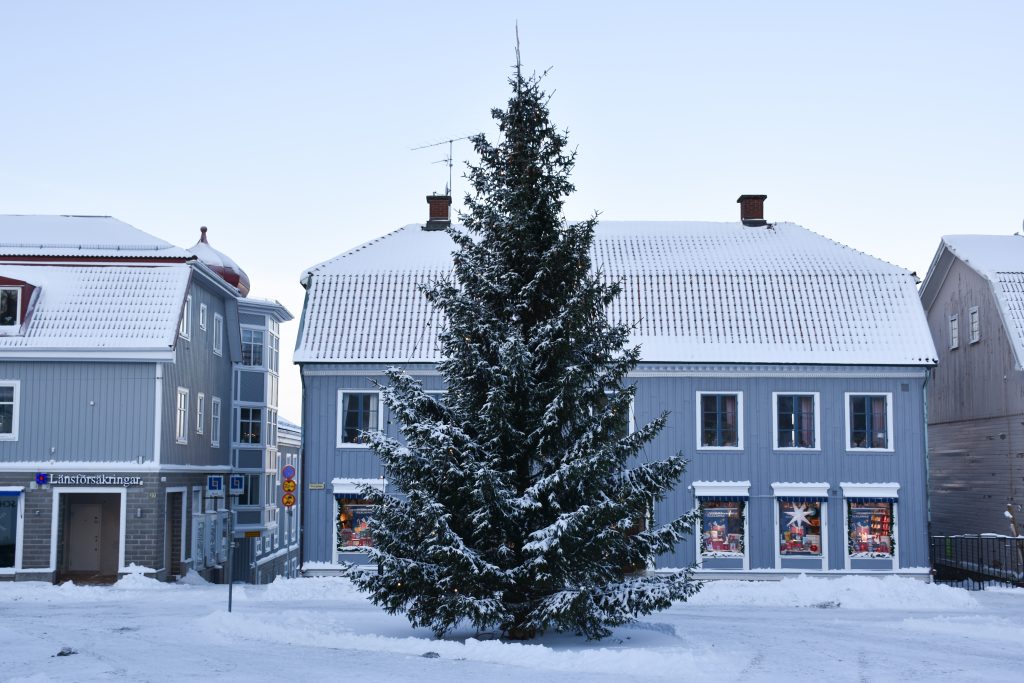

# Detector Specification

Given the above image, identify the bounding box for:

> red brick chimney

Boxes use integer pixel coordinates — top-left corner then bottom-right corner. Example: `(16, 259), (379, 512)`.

(737, 194), (768, 227)
(424, 194), (452, 231)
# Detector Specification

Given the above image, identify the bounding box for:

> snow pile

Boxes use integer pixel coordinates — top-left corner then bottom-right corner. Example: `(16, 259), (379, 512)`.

(689, 574), (977, 610)
(253, 575), (363, 602)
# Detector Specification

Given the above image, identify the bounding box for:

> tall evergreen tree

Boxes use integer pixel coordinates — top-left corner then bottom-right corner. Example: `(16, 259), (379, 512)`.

(354, 54), (700, 640)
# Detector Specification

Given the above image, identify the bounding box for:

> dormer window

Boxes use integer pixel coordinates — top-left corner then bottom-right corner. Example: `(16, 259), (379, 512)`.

(0, 288), (19, 328)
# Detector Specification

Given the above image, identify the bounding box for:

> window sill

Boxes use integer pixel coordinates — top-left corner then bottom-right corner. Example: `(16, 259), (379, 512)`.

(845, 447), (894, 454)
(696, 446), (743, 452)
(336, 443), (374, 450)
(773, 447), (821, 453)
(175, 439), (188, 445)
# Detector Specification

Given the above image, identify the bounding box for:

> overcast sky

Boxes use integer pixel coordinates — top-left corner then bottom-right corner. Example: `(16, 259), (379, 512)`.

(2, 2), (1022, 422)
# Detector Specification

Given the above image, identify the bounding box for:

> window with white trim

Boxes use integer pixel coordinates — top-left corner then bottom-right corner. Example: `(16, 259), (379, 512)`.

(241, 328), (264, 367)
(773, 393), (818, 449)
(698, 499), (746, 558)
(199, 303), (208, 331)
(337, 391), (381, 446)
(238, 473), (261, 506)
(239, 407), (262, 445)
(212, 314), (223, 356)
(196, 393), (205, 435)
(211, 397), (221, 447)
(0, 381), (19, 441)
(969, 306), (980, 344)
(697, 392), (742, 448)
(948, 313), (959, 349)
(846, 393), (893, 450)
(778, 499), (824, 557)
(0, 287), (21, 329)
(179, 295), (192, 339)
(175, 388), (189, 444)
(847, 500), (894, 558)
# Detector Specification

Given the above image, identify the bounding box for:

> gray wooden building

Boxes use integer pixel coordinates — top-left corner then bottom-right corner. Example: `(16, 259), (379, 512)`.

(0, 216), (298, 584)
(920, 235), (1024, 536)
(295, 196), (937, 578)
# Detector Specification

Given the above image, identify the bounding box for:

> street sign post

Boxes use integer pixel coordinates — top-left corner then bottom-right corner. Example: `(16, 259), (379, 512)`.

(229, 475), (245, 497)
(207, 475), (225, 497)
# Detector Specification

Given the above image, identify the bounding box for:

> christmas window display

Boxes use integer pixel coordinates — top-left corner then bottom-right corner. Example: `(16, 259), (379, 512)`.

(847, 500), (894, 558)
(778, 499), (823, 556)
(699, 500), (745, 557)
(336, 496), (375, 550)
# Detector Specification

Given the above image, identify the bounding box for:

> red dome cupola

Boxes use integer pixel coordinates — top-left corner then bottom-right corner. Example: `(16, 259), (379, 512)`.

(187, 226), (251, 297)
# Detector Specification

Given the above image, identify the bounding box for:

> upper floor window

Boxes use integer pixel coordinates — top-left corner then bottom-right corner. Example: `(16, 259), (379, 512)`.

(196, 393), (206, 435)
(239, 407), (262, 444)
(774, 393), (818, 449)
(969, 306), (980, 344)
(337, 391), (381, 447)
(697, 392), (741, 449)
(268, 323), (280, 374)
(199, 303), (208, 331)
(0, 288), (21, 329)
(179, 295), (192, 340)
(213, 314), (223, 356)
(0, 381), (20, 441)
(948, 314), (959, 350)
(846, 393), (893, 451)
(241, 328), (264, 367)
(175, 388), (189, 444)
(211, 397), (221, 448)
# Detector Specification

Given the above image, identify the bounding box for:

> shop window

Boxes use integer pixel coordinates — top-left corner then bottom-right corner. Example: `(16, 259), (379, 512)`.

(241, 328), (264, 367)
(0, 287), (21, 328)
(213, 314), (223, 356)
(847, 394), (892, 450)
(969, 306), (980, 344)
(774, 393), (817, 449)
(239, 407), (262, 444)
(698, 499), (745, 557)
(179, 295), (192, 339)
(337, 391), (381, 446)
(778, 499), (823, 556)
(847, 500), (894, 558)
(336, 496), (374, 550)
(175, 388), (189, 444)
(698, 392), (741, 448)
(0, 381), (19, 440)
(0, 491), (20, 569)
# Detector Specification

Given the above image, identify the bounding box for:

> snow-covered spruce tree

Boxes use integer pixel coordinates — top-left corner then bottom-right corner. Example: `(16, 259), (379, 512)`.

(353, 58), (700, 640)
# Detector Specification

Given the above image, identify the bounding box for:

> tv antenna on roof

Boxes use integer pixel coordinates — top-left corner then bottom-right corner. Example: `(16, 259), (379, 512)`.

(411, 135), (474, 195)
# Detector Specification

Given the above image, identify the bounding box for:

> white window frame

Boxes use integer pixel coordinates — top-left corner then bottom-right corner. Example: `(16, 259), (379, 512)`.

(196, 393), (205, 435)
(844, 392), (894, 452)
(211, 397), (221, 448)
(692, 480), (751, 571)
(0, 380), (20, 441)
(237, 405), (263, 446)
(0, 286), (22, 332)
(771, 392), (821, 451)
(771, 483), (829, 570)
(840, 483), (900, 570)
(948, 313), (959, 349)
(212, 313), (223, 356)
(969, 306), (980, 344)
(336, 390), (383, 448)
(199, 303), (208, 331)
(0, 487), (25, 573)
(179, 295), (192, 340)
(241, 326), (265, 368)
(695, 391), (743, 451)
(175, 387), (189, 445)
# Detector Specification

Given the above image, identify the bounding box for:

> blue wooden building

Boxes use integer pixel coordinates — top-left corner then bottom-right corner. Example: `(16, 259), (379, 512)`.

(0, 216), (297, 584)
(294, 196), (937, 578)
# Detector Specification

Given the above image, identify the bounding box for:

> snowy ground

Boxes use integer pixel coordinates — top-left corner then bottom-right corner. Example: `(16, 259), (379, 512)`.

(0, 574), (1021, 682)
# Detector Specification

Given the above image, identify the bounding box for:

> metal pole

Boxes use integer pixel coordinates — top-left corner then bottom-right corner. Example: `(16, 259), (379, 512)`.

(227, 494), (235, 612)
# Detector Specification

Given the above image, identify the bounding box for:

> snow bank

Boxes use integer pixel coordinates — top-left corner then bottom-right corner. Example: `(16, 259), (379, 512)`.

(688, 574), (977, 610)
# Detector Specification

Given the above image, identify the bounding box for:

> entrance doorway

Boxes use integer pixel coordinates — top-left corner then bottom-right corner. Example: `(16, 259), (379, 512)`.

(59, 492), (120, 583)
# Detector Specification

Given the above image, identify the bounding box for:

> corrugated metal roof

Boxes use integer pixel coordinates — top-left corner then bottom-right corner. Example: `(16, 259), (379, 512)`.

(295, 221), (937, 365)
(0, 215), (190, 259)
(0, 264), (190, 352)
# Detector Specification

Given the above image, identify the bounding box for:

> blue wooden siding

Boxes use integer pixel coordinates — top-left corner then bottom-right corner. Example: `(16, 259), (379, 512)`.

(160, 278), (234, 467)
(0, 361), (154, 463)
(300, 362), (930, 572)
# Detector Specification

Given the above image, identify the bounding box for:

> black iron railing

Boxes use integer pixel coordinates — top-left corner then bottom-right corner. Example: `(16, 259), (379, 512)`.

(930, 535), (1024, 589)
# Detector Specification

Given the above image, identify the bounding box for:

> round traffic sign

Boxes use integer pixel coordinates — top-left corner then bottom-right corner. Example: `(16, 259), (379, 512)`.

(282, 492), (296, 507)
(282, 479), (297, 493)
(282, 464), (296, 480)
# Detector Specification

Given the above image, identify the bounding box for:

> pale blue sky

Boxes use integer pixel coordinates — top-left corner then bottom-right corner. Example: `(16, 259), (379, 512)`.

(2, 2), (1022, 421)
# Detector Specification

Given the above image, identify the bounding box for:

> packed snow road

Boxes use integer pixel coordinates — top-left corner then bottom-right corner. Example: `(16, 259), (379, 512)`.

(0, 573), (1020, 682)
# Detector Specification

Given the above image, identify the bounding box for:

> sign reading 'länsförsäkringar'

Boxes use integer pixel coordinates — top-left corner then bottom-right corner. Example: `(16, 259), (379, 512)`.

(36, 473), (145, 486)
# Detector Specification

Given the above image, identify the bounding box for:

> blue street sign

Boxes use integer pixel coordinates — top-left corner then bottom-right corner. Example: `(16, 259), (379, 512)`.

(207, 475), (224, 496)
(229, 475), (245, 496)
(282, 464), (296, 481)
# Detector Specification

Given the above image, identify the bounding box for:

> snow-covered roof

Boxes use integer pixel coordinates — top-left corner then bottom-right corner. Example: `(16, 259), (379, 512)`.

(0, 215), (190, 259)
(921, 234), (1024, 368)
(0, 263), (190, 358)
(296, 221), (937, 366)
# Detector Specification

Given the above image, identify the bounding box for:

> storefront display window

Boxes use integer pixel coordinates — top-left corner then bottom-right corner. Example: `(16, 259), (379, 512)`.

(847, 500), (894, 558)
(337, 496), (374, 550)
(778, 500), (823, 556)
(699, 500), (745, 557)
